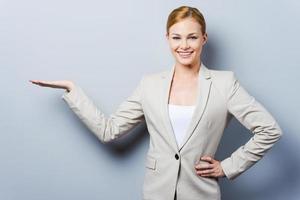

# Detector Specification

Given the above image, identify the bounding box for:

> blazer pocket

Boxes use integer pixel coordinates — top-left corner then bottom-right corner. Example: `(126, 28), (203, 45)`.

(145, 155), (157, 170)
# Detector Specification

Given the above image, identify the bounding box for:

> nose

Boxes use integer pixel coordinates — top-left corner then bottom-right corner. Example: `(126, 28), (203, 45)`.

(180, 39), (189, 49)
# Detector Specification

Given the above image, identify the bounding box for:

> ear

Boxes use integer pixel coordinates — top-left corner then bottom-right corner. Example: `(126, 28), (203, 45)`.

(202, 33), (208, 45)
(165, 32), (169, 40)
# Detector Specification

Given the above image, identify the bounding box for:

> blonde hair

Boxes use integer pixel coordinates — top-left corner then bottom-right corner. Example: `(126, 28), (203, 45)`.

(166, 6), (206, 35)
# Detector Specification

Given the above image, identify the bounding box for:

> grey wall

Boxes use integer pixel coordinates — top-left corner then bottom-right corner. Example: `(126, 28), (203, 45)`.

(1, 0), (299, 199)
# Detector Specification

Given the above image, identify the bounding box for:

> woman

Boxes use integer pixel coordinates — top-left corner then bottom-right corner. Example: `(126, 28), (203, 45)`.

(30, 6), (282, 200)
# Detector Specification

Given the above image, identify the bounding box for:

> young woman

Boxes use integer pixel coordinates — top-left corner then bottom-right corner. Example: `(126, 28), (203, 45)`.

(30, 5), (282, 200)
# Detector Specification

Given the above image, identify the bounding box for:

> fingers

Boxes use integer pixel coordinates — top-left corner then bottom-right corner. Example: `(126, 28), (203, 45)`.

(30, 79), (72, 91)
(29, 80), (40, 84)
(29, 80), (50, 86)
(194, 156), (225, 178)
(194, 163), (213, 170)
(29, 80), (62, 88)
(200, 156), (216, 164)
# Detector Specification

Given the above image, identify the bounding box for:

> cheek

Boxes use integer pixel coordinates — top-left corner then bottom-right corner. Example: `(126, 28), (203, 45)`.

(191, 42), (203, 52)
(191, 40), (202, 47)
(169, 42), (180, 50)
(168, 39), (180, 48)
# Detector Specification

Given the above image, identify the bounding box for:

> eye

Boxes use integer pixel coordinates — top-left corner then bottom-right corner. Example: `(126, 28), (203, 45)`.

(172, 37), (180, 40)
(189, 36), (198, 40)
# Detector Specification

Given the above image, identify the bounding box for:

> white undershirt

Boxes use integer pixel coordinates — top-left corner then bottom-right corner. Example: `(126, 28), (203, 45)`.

(168, 104), (195, 147)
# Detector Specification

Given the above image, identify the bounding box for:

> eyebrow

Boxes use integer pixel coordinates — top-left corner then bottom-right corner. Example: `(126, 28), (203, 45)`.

(171, 33), (198, 36)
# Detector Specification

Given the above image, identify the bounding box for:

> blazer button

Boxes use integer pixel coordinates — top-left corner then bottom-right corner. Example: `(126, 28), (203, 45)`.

(175, 154), (179, 160)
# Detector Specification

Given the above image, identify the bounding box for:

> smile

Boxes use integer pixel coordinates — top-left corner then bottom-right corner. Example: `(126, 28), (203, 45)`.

(177, 51), (194, 58)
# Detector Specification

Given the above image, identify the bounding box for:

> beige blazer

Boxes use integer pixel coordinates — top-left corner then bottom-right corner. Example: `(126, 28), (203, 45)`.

(61, 63), (282, 200)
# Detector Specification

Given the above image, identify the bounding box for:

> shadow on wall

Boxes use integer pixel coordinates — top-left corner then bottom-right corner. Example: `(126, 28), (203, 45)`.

(216, 118), (300, 200)
(79, 118), (149, 158)
(202, 32), (225, 70)
(203, 36), (300, 199)
(105, 121), (149, 157)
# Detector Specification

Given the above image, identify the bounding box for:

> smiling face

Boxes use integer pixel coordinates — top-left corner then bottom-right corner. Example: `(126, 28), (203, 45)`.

(166, 17), (208, 67)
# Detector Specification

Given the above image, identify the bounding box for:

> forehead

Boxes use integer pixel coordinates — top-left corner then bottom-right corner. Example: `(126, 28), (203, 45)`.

(169, 18), (202, 35)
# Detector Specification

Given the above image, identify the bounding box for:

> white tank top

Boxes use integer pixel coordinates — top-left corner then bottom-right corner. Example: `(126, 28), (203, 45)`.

(168, 104), (196, 147)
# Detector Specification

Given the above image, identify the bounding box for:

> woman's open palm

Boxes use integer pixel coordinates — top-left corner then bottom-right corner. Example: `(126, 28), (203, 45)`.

(29, 80), (74, 92)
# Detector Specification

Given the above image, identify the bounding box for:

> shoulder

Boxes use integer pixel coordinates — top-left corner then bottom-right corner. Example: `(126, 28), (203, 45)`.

(209, 68), (235, 82)
(141, 68), (169, 84)
(207, 66), (240, 87)
(207, 67), (238, 100)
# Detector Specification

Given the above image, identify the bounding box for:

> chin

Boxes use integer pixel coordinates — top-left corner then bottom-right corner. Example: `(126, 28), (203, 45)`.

(176, 57), (196, 66)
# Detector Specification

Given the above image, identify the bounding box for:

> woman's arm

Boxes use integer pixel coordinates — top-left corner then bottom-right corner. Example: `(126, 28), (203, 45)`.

(61, 76), (145, 143)
(220, 72), (283, 180)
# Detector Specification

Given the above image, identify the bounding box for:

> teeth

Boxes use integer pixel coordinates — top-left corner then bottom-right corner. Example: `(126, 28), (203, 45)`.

(177, 51), (193, 57)
(180, 52), (192, 55)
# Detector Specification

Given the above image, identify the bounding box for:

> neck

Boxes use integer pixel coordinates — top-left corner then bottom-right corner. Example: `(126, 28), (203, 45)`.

(174, 60), (201, 79)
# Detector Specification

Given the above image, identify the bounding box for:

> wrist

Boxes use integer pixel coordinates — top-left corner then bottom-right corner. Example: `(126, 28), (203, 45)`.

(66, 82), (75, 92)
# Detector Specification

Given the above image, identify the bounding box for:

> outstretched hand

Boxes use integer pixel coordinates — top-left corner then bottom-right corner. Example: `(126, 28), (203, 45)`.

(29, 80), (74, 92)
(194, 156), (225, 178)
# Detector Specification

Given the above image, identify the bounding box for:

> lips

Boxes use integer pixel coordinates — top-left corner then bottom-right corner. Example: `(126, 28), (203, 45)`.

(177, 51), (194, 58)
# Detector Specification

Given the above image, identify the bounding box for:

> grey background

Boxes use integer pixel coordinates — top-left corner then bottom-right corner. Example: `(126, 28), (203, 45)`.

(1, 0), (299, 199)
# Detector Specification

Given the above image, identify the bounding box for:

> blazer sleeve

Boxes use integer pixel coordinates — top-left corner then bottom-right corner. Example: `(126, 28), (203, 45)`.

(220, 72), (283, 180)
(61, 76), (145, 143)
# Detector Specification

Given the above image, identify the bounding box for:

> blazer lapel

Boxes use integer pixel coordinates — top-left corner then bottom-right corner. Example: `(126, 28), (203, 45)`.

(160, 63), (212, 152)
(161, 64), (180, 152)
(178, 64), (212, 151)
